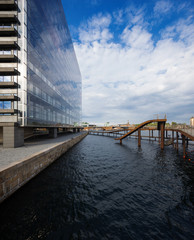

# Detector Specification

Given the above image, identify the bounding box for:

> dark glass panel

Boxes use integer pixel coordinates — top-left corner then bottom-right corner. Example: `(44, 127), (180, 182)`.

(27, 0), (81, 126)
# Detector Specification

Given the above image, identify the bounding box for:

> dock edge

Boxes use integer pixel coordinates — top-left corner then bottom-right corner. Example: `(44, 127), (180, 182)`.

(0, 132), (88, 203)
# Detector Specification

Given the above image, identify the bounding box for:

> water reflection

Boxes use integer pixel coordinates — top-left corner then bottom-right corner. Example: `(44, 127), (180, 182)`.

(0, 135), (194, 239)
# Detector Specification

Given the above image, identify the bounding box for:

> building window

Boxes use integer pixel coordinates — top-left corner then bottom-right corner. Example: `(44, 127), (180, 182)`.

(0, 76), (12, 82)
(0, 101), (11, 109)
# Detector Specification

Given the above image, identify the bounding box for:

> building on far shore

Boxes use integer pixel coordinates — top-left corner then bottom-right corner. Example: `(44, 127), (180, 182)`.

(0, 0), (82, 147)
(190, 117), (194, 127)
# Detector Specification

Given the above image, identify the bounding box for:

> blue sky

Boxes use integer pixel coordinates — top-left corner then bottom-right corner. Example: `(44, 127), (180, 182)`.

(62, 0), (194, 124)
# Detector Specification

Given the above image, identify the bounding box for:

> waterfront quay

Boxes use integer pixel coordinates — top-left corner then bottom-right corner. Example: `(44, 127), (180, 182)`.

(0, 135), (194, 239)
(0, 132), (87, 203)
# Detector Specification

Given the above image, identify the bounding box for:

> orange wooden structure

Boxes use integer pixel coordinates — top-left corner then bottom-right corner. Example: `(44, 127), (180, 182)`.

(115, 119), (166, 149)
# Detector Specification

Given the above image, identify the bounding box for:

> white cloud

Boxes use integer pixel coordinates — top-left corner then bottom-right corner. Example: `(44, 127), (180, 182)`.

(154, 0), (173, 14)
(161, 17), (194, 45)
(113, 9), (124, 25)
(73, 10), (194, 124)
(78, 13), (113, 43)
(121, 25), (153, 50)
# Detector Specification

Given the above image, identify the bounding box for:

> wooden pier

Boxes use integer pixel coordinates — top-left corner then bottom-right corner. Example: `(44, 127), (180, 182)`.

(88, 119), (194, 157)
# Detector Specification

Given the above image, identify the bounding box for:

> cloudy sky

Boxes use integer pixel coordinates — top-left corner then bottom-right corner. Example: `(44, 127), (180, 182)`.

(62, 0), (194, 125)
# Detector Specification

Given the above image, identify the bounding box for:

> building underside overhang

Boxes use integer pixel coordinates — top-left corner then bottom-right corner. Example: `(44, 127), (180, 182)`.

(0, 109), (18, 114)
(0, 82), (19, 88)
(0, 54), (19, 63)
(0, 41), (20, 50)
(0, 95), (20, 101)
(0, 67), (20, 76)
(0, 0), (18, 11)
(0, 14), (20, 25)
(0, 27), (19, 37)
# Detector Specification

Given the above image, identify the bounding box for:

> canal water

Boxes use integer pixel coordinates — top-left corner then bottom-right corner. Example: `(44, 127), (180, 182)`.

(0, 135), (194, 240)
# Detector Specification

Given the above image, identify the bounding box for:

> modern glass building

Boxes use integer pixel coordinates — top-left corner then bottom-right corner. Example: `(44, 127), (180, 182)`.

(0, 0), (82, 129)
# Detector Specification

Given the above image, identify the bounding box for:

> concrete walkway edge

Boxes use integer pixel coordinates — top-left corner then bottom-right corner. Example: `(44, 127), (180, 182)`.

(0, 132), (88, 203)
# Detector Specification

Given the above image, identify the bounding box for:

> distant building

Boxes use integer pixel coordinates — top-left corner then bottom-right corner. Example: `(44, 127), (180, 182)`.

(83, 125), (97, 131)
(118, 123), (130, 128)
(0, 0), (82, 147)
(190, 117), (194, 127)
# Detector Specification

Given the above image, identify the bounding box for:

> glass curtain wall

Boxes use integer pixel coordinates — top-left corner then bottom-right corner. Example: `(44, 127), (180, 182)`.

(26, 0), (82, 126)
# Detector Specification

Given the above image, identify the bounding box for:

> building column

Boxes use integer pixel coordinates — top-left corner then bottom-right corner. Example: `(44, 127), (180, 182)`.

(49, 128), (57, 138)
(3, 126), (24, 148)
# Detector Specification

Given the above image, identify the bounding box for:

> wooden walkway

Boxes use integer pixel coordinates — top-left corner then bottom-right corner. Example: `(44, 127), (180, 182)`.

(89, 119), (194, 157)
(115, 119), (166, 142)
(113, 119), (166, 149)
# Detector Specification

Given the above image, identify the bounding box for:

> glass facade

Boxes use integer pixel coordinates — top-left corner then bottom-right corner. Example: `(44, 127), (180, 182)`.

(18, 0), (82, 126)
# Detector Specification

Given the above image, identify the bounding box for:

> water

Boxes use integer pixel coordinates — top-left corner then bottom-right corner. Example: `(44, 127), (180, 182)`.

(0, 135), (194, 240)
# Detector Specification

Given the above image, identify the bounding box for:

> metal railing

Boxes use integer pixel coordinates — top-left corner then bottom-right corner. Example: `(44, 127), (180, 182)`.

(153, 114), (167, 120)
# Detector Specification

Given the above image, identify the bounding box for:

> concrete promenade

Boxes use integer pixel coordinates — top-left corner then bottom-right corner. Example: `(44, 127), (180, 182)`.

(0, 132), (84, 172)
(0, 132), (88, 203)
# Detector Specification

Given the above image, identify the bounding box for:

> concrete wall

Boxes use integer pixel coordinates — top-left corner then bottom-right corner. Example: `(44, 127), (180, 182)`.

(0, 127), (2, 144)
(0, 132), (88, 203)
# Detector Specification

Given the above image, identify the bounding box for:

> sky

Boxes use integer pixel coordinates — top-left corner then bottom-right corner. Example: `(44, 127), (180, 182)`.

(61, 0), (194, 125)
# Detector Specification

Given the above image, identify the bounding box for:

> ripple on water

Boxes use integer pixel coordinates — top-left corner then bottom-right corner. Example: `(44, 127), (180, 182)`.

(0, 135), (194, 240)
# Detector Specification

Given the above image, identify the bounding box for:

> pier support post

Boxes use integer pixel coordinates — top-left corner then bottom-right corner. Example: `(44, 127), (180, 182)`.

(120, 139), (122, 145)
(158, 130), (161, 144)
(160, 123), (164, 150)
(138, 129), (141, 147)
(186, 137), (189, 147)
(176, 132), (179, 151)
(182, 135), (186, 158)
(172, 131), (174, 147)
